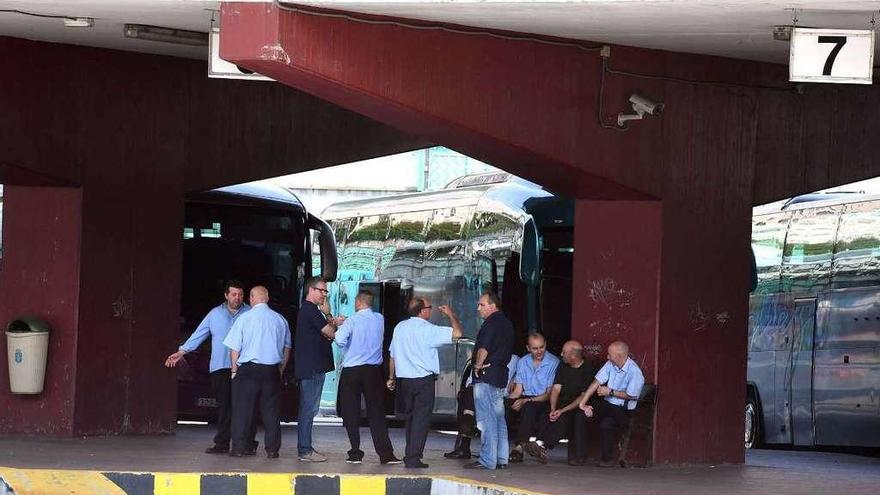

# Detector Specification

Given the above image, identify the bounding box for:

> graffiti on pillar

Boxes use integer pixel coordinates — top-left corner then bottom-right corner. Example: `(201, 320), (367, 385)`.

(689, 302), (730, 332)
(588, 278), (634, 336)
(14, 349), (22, 363)
(260, 43), (291, 65)
(584, 343), (604, 356)
(112, 294), (132, 320)
(589, 278), (633, 309)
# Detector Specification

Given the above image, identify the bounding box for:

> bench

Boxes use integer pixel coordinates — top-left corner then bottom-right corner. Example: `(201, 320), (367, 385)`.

(617, 383), (657, 467)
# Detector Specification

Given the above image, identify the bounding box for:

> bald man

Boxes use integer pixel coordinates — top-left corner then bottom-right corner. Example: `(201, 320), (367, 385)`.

(578, 341), (645, 467)
(524, 340), (595, 465)
(223, 286), (292, 458)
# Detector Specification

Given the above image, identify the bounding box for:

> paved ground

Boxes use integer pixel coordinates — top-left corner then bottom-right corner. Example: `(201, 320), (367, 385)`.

(1, 422), (879, 494)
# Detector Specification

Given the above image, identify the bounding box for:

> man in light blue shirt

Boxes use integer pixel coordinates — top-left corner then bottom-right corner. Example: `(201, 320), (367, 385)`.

(578, 341), (645, 467)
(388, 298), (463, 468)
(223, 286), (291, 458)
(332, 290), (400, 464)
(164, 280), (253, 454)
(507, 332), (560, 462)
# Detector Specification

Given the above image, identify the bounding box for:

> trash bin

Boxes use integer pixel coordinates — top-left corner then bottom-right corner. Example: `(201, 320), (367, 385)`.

(6, 317), (50, 394)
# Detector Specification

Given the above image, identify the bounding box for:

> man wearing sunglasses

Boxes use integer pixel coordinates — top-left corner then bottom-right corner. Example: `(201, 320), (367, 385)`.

(294, 276), (344, 462)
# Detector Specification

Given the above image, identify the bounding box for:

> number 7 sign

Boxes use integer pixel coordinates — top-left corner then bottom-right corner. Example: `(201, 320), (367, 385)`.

(790, 28), (874, 84)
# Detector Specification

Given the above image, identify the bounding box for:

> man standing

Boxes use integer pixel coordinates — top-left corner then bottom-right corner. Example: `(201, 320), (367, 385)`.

(333, 290), (401, 464)
(164, 280), (257, 455)
(464, 292), (514, 470)
(222, 286), (291, 458)
(524, 340), (595, 465)
(294, 276), (343, 462)
(388, 297), (462, 468)
(578, 341), (645, 467)
(507, 332), (559, 463)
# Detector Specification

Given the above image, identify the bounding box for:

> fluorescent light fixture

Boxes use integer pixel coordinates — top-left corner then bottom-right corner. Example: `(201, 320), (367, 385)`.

(124, 24), (208, 47)
(63, 17), (94, 28)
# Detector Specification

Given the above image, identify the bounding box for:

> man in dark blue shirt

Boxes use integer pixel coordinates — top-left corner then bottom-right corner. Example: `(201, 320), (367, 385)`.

(294, 276), (343, 462)
(465, 292), (514, 470)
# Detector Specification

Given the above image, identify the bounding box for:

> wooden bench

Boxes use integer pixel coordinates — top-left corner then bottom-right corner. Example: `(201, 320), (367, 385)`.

(617, 383), (657, 467)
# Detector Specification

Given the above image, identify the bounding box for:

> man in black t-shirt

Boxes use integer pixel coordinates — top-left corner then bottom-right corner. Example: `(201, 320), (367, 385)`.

(294, 276), (344, 462)
(464, 292), (514, 470)
(524, 340), (595, 465)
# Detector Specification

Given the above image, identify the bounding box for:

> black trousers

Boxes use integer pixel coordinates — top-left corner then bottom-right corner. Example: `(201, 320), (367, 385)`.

(515, 400), (548, 444)
(594, 400), (631, 461)
(398, 375), (436, 466)
(210, 369), (234, 447)
(211, 369), (258, 449)
(338, 364), (395, 461)
(537, 409), (588, 459)
(231, 363), (281, 454)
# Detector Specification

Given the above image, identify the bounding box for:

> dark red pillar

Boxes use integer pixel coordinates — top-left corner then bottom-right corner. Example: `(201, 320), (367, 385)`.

(220, 2), (880, 463)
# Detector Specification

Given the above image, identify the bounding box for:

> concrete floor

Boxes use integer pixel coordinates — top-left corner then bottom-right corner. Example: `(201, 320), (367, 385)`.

(1, 423), (879, 495)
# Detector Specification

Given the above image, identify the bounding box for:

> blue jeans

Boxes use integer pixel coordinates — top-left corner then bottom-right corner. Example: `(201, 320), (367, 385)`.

(474, 382), (509, 469)
(297, 372), (325, 456)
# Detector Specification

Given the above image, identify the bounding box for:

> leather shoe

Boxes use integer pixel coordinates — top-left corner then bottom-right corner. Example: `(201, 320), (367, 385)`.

(496, 464), (508, 470)
(205, 445), (229, 454)
(444, 449), (471, 459)
(244, 441), (259, 456)
(509, 450), (524, 463)
(266, 452), (279, 459)
(405, 462), (429, 469)
(463, 461), (490, 470)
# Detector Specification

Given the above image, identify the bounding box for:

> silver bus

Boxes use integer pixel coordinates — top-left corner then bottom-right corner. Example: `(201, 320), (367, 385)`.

(747, 192), (880, 449)
(317, 172), (574, 419)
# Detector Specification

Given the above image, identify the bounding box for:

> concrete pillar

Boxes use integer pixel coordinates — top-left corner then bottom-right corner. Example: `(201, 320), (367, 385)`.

(0, 183), (183, 436)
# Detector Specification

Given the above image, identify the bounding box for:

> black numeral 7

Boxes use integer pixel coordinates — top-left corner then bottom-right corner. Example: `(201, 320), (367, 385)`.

(818, 36), (847, 76)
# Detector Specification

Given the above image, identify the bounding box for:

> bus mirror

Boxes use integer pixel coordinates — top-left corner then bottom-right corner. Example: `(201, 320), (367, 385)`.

(520, 218), (540, 286)
(307, 214), (338, 282)
(749, 245), (758, 293)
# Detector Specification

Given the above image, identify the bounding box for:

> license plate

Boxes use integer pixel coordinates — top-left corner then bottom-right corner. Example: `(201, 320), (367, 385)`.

(197, 397), (217, 408)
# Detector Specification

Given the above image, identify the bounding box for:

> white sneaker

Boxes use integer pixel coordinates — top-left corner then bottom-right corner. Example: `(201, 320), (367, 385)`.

(298, 451), (328, 462)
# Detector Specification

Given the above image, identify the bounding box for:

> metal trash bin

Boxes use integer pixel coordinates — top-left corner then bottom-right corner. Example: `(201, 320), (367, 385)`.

(6, 317), (50, 394)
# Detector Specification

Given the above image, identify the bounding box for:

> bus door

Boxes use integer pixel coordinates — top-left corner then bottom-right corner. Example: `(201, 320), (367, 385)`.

(365, 280), (413, 416)
(790, 298), (817, 446)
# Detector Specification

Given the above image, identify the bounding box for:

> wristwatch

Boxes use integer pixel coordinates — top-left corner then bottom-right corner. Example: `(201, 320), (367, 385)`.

(609, 388), (615, 397)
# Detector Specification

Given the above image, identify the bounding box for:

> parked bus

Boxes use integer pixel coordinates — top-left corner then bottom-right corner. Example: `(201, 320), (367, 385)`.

(318, 172), (574, 419)
(176, 181), (337, 421)
(747, 192), (880, 449)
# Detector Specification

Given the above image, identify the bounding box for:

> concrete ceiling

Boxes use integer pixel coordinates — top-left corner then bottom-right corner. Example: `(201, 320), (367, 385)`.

(0, 1), (878, 64)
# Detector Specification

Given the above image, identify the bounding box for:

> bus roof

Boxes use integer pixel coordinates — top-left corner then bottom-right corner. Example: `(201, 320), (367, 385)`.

(188, 181), (305, 213)
(753, 191), (880, 216)
(321, 173), (558, 220)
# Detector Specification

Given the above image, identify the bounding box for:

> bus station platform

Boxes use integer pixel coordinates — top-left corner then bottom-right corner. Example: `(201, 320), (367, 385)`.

(1, 423), (878, 495)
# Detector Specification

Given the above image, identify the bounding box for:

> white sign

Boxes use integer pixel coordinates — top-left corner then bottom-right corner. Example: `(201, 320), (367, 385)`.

(208, 27), (273, 81)
(790, 28), (874, 84)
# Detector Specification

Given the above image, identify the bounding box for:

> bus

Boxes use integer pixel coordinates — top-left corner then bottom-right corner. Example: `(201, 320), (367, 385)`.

(176, 181), (336, 421)
(318, 172), (574, 419)
(747, 192), (880, 449)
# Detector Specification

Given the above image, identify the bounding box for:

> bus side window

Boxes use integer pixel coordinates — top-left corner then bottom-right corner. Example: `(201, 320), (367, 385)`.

(832, 200), (880, 287)
(752, 212), (789, 294)
(782, 206), (839, 293)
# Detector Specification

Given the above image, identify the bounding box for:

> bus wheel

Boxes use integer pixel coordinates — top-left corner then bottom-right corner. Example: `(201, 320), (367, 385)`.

(745, 397), (761, 449)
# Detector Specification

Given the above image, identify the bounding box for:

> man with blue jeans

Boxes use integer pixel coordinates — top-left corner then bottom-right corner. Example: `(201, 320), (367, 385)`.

(465, 292), (514, 470)
(295, 276), (344, 462)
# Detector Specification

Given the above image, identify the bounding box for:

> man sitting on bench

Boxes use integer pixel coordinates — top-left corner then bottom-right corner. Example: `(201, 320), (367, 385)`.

(523, 340), (595, 465)
(578, 340), (645, 468)
(507, 332), (559, 463)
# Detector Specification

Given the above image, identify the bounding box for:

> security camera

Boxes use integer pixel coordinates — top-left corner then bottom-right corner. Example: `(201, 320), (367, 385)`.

(617, 93), (665, 128)
(629, 94), (664, 117)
